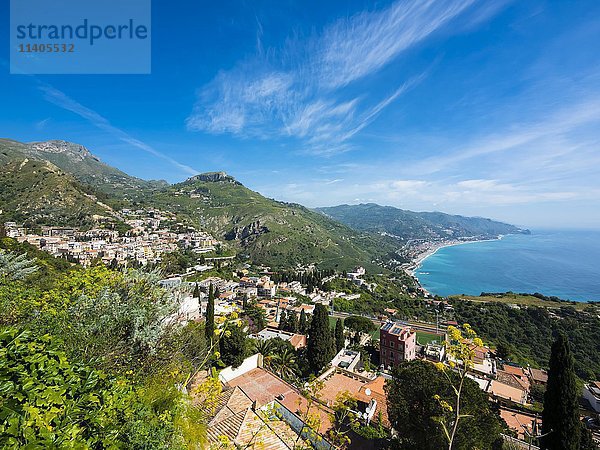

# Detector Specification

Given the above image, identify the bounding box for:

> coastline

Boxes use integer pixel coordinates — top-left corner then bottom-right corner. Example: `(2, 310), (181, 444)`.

(406, 236), (504, 278)
(405, 230), (600, 303)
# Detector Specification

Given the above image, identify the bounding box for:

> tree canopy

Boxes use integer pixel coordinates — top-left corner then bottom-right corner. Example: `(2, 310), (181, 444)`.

(307, 304), (335, 373)
(344, 315), (376, 334)
(541, 333), (580, 450)
(386, 360), (503, 450)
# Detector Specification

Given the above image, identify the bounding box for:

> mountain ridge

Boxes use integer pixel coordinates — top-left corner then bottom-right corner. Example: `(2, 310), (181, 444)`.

(1, 139), (169, 199)
(0, 138), (528, 269)
(316, 203), (529, 241)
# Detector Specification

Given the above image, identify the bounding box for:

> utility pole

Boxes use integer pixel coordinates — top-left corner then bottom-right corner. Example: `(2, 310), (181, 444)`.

(512, 413), (552, 450)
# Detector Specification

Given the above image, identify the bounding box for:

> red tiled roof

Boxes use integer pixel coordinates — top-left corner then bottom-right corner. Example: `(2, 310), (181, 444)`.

(356, 376), (390, 428)
(503, 365), (525, 377)
(320, 372), (366, 406)
(489, 380), (527, 404)
(499, 408), (541, 440)
(227, 367), (333, 434)
(529, 368), (548, 383)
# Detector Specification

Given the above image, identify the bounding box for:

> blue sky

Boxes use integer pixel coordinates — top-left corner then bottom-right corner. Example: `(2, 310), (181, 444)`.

(1, 0), (600, 229)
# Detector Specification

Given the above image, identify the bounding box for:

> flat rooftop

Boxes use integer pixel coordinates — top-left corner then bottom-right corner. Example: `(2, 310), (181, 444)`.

(256, 328), (294, 341)
(320, 372), (367, 406)
(381, 321), (413, 337)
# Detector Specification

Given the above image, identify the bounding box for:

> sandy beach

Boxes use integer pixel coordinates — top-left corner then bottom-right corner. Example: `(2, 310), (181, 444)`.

(405, 236), (504, 277)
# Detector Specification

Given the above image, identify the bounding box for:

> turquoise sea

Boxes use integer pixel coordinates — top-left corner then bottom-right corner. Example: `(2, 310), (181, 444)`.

(415, 230), (600, 302)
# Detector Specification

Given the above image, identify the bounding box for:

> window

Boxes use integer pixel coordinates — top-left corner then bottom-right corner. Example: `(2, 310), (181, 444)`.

(390, 341), (394, 348)
(390, 351), (394, 360)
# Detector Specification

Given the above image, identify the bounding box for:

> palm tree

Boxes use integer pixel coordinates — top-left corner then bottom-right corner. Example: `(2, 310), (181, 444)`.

(252, 339), (275, 368)
(271, 348), (299, 381)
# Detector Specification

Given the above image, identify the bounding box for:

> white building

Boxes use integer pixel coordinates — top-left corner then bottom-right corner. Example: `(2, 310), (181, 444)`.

(331, 349), (361, 372)
(178, 296), (201, 323)
(583, 382), (600, 413)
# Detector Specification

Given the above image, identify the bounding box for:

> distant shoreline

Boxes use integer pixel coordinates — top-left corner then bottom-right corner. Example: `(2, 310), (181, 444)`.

(406, 235), (504, 278)
(407, 230), (600, 303)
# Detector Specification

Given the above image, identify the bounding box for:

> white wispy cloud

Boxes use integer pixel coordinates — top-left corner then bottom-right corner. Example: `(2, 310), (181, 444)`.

(39, 84), (198, 176)
(187, 0), (496, 155)
(317, 0), (475, 88)
(35, 117), (51, 130)
(405, 96), (600, 176)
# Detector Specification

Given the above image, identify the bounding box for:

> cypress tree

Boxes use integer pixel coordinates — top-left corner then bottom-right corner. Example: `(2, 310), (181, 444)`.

(193, 282), (200, 299)
(335, 318), (344, 352)
(299, 309), (308, 334)
(205, 284), (215, 345)
(287, 312), (299, 333)
(329, 328), (337, 358)
(541, 333), (580, 450)
(307, 304), (334, 373)
(279, 310), (287, 330)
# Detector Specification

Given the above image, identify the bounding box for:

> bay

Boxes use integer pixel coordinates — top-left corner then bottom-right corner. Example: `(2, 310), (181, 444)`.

(415, 230), (600, 302)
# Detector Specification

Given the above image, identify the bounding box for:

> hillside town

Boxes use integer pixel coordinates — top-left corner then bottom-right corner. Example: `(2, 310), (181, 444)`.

(160, 267), (599, 448)
(3, 214), (599, 449)
(2, 209), (219, 266)
(4, 215), (600, 449)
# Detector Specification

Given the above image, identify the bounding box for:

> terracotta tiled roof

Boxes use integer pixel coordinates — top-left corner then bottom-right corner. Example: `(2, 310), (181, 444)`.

(529, 368), (548, 383)
(320, 372), (366, 406)
(226, 367), (334, 435)
(499, 408), (541, 440)
(497, 370), (529, 391)
(227, 367), (297, 406)
(356, 376), (390, 428)
(208, 386), (254, 425)
(489, 380), (527, 404)
(502, 365), (525, 377)
(289, 334), (307, 349)
(206, 409), (248, 443)
(195, 381), (302, 449)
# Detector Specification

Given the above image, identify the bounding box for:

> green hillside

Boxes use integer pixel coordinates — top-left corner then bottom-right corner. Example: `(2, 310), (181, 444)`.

(0, 140), (397, 269)
(0, 157), (118, 229)
(0, 138), (529, 270)
(0, 138), (29, 164)
(316, 203), (529, 241)
(146, 173), (397, 270)
(2, 139), (167, 201)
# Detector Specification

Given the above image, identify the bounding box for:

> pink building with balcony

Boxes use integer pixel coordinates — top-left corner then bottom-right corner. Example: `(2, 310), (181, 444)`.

(380, 322), (417, 369)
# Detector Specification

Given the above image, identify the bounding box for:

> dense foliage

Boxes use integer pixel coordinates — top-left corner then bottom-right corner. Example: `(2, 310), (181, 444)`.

(325, 274), (432, 320)
(453, 300), (600, 379)
(271, 268), (335, 293)
(279, 310), (299, 333)
(205, 284), (215, 345)
(307, 304), (335, 373)
(0, 242), (210, 448)
(219, 323), (248, 368)
(344, 315), (377, 334)
(1, 328), (139, 448)
(335, 318), (344, 352)
(386, 360), (504, 450)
